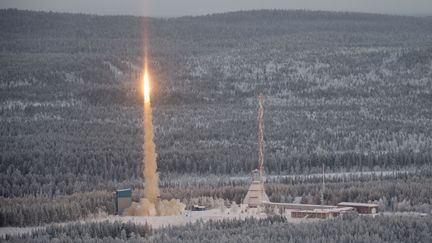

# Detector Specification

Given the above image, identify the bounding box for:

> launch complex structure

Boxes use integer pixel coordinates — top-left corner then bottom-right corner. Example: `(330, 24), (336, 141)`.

(242, 94), (378, 218)
(242, 94), (269, 207)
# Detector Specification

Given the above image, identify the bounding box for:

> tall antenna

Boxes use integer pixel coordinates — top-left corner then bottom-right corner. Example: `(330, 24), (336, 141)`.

(321, 163), (325, 205)
(258, 94), (265, 178)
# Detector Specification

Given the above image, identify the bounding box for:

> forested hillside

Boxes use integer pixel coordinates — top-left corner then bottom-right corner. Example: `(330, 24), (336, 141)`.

(1, 9), (432, 226)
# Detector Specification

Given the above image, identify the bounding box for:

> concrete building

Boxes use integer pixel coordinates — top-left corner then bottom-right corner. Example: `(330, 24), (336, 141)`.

(291, 207), (354, 219)
(192, 205), (206, 211)
(291, 209), (336, 219)
(337, 202), (379, 214)
(116, 189), (132, 215)
(263, 202), (337, 211)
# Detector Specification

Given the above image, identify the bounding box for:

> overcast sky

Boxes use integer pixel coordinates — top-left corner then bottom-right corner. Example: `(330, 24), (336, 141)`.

(1, 0), (432, 17)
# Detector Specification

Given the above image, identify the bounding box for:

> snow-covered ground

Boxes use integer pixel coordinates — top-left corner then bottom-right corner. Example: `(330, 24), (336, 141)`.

(1, 208), (428, 238)
(96, 209), (270, 228)
(0, 209), (312, 238)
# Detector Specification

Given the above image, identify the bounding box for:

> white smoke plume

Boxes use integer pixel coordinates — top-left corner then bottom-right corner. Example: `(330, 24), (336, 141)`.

(143, 97), (159, 204)
(124, 70), (185, 216)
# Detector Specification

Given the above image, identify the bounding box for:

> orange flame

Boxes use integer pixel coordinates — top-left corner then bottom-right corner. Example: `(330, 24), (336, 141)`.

(143, 71), (150, 103)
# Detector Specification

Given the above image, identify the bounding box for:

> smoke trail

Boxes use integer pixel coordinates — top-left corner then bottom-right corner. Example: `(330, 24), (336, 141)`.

(123, 70), (185, 217)
(143, 91), (159, 204)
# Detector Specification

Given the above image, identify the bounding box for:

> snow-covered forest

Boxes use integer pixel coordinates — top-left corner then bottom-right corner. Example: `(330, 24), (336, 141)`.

(3, 215), (432, 242)
(1, 8), (432, 234)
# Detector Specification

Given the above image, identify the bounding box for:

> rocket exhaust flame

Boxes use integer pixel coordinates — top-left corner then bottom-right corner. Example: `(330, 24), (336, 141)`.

(142, 70), (159, 204)
(123, 12), (184, 216)
(143, 71), (150, 103)
(123, 68), (185, 217)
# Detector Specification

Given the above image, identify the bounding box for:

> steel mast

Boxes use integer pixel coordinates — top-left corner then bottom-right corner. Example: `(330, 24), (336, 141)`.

(258, 94), (265, 180)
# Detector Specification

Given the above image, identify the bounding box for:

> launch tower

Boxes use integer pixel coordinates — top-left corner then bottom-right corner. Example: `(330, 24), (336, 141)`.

(243, 94), (269, 207)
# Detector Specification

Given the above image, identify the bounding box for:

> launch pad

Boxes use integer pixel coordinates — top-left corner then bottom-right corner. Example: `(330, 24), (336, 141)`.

(242, 170), (269, 207)
(240, 94), (378, 217)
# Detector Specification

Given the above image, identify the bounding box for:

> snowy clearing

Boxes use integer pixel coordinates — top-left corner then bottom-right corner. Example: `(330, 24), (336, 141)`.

(0, 209), (313, 238)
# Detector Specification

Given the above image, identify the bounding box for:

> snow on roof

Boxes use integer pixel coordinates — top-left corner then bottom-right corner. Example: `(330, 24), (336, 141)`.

(291, 207), (354, 213)
(337, 202), (378, 207)
(116, 189), (132, 198)
(264, 202), (336, 209)
(117, 189), (131, 192)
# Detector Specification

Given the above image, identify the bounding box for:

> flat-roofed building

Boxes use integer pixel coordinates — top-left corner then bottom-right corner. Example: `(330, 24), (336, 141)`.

(116, 189), (132, 215)
(337, 202), (378, 214)
(192, 205), (206, 211)
(263, 202), (337, 211)
(291, 209), (335, 219)
(291, 207), (354, 219)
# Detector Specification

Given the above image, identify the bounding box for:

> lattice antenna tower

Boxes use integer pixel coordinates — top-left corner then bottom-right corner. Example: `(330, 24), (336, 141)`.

(321, 163), (325, 205)
(258, 94), (265, 179)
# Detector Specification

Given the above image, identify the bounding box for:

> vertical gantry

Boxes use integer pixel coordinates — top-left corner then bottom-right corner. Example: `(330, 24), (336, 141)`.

(242, 94), (270, 207)
(258, 94), (265, 179)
